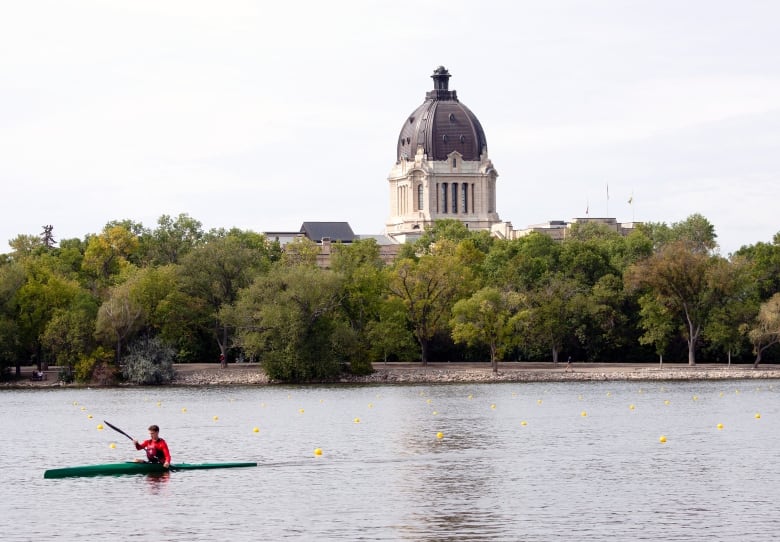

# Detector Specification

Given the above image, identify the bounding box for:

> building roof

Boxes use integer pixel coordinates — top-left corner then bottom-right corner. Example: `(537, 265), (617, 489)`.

(300, 222), (356, 243)
(397, 66), (488, 162)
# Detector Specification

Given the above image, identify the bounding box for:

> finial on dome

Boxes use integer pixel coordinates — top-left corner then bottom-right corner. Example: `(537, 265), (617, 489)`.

(427, 66), (457, 101)
(431, 66), (451, 91)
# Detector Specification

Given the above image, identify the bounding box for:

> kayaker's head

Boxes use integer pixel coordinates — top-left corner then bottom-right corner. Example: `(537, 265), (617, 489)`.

(148, 425), (161, 441)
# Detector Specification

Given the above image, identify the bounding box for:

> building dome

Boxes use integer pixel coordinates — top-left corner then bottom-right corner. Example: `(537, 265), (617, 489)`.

(397, 66), (488, 162)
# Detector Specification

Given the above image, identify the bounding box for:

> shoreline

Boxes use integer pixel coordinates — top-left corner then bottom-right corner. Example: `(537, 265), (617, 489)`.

(6, 362), (780, 388)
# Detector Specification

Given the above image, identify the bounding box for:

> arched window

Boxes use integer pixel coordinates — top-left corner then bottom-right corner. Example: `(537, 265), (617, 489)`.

(441, 183), (448, 213)
(417, 184), (424, 211)
(461, 183), (468, 214)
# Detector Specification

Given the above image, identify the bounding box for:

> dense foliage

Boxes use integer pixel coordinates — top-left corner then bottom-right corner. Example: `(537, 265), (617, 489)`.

(2, 213), (779, 383)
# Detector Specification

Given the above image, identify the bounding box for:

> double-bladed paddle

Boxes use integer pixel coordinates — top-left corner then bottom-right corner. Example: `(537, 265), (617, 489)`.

(103, 420), (134, 441)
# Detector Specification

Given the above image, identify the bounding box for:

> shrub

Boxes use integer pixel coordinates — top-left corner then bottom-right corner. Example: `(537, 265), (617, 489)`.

(121, 336), (175, 385)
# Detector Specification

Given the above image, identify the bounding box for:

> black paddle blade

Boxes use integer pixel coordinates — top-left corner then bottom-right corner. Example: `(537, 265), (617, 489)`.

(103, 420), (134, 441)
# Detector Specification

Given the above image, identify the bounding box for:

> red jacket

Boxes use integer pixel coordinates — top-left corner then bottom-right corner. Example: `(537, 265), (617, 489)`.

(135, 438), (171, 464)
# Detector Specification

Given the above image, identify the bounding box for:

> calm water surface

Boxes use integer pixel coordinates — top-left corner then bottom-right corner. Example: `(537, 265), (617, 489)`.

(2, 380), (779, 541)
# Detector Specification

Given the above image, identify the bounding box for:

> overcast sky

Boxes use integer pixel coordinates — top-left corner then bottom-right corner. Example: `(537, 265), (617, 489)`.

(2, 1), (779, 255)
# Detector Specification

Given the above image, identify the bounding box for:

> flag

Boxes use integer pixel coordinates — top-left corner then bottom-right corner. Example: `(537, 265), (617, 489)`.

(606, 183), (609, 200)
(586, 203), (589, 215)
(628, 196), (633, 205)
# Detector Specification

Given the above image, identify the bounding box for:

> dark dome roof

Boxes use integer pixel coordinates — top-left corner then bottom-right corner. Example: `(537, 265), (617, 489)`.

(397, 66), (487, 162)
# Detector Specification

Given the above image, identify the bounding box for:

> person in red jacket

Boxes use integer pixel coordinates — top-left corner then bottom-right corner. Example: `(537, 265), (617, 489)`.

(133, 425), (171, 468)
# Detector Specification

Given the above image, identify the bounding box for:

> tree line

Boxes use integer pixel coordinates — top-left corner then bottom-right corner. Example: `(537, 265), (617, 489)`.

(1, 213), (779, 383)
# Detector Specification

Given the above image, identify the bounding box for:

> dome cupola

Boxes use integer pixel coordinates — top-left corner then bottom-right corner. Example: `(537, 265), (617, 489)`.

(397, 66), (488, 162)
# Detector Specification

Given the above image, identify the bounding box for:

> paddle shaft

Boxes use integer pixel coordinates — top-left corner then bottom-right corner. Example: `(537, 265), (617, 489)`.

(103, 420), (134, 441)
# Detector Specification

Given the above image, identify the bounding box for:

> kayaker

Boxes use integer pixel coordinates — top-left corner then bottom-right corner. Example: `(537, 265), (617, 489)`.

(133, 425), (171, 468)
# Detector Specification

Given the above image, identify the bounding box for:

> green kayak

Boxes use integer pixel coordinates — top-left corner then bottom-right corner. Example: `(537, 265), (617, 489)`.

(44, 461), (257, 479)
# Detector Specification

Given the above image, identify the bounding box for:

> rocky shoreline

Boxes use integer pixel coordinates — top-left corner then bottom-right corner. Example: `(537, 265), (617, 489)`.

(170, 362), (780, 386)
(6, 362), (780, 388)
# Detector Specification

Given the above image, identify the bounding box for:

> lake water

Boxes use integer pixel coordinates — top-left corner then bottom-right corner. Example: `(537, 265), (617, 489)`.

(3, 380), (779, 541)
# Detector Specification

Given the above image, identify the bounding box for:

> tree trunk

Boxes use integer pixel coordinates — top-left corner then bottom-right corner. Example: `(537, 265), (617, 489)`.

(687, 337), (696, 366)
(753, 350), (762, 369)
(420, 339), (429, 366)
(552, 346), (559, 364)
(490, 344), (498, 374)
(659, 353), (663, 365)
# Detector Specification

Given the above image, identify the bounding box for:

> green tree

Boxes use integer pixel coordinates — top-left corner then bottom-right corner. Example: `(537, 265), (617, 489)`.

(0, 262), (25, 375)
(140, 213), (205, 266)
(81, 224), (140, 290)
(636, 293), (676, 363)
(229, 264), (345, 381)
(365, 297), (417, 363)
(179, 230), (273, 364)
(388, 242), (473, 364)
(450, 287), (522, 373)
(94, 281), (144, 362)
(747, 293), (780, 368)
(626, 242), (732, 365)
(519, 273), (583, 363)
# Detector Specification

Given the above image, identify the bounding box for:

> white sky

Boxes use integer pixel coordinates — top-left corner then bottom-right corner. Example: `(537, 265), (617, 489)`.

(2, 0), (779, 255)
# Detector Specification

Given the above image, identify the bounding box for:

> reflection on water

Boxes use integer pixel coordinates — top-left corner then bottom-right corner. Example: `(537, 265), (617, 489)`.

(2, 380), (780, 541)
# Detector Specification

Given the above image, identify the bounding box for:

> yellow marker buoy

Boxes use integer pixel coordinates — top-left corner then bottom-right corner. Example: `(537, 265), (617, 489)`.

(432, 411), (437, 415)
(314, 448), (323, 456)
(213, 415), (219, 421)
(109, 442), (116, 449)
(664, 400), (670, 405)
(97, 424), (104, 430)
(298, 408), (305, 414)
(692, 395), (698, 401)
(80, 407), (86, 411)
(467, 394), (473, 400)
(659, 435), (667, 443)
(629, 404), (635, 410)
(521, 421), (528, 426)
(368, 403), (373, 408)
(426, 399), (432, 405)
(181, 408), (187, 413)
(490, 404), (496, 410)
(581, 411), (587, 417)
(157, 402), (161, 407)
(537, 399), (543, 405)
(436, 432), (444, 439)
(87, 414), (93, 419)
(717, 423), (724, 430)
(755, 413), (761, 419)
(253, 427), (259, 433)
(353, 417), (360, 423)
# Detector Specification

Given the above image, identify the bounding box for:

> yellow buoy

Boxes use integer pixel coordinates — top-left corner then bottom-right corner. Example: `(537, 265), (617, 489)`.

(80, 407), (86, 411)
(755, 413), (761, 419)
(581, 411), (587, 417)
(109, 442), (116, 449)
(181, 407), (187, 413)
(368, 403), (373, 408)
(664, 400), (670, 405)
(87, 414), (93, 419)
(314, 448), (323, 456)
(213, 415), (219, 421)
(629, 404), (635, 410)
(520, 421), (528, 426)
(157, 402), (161, 407)
(432, 411), (437, 415)
(426, 399), (432, 405)
(490, 404), (496, 410)
(467, 394), (473, 400)
(353, 417), (360, 423)
(97, 424), (104, 430)
(659, 435), (667, 443)
(298, 408), (305, 414)
(436, 432), (444, 439)
(537, 399), (543, 405)
(692, 395), (698, 401)
(253, 427), (259, 433)
(717, 423), (724, 430)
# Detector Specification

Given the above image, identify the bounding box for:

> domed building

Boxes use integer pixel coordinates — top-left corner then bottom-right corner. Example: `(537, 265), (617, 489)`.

(386, 66), (506, 240)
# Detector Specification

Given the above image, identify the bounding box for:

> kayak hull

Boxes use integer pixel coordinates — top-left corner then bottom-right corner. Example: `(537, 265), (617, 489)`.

(44, 461), (257, 479)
